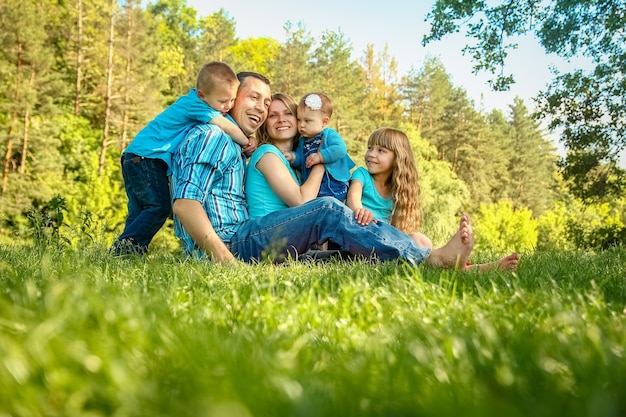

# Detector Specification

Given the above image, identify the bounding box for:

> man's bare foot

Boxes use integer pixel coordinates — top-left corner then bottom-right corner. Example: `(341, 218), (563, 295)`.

(426, 213), (474, 269)
(468, 252), (520, 272)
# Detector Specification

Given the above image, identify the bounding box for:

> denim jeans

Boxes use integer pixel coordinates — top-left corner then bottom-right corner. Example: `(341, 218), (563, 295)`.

(111, 153), (171, 255)
(230, 197), (430, 264)
(318, 172), (349, 201)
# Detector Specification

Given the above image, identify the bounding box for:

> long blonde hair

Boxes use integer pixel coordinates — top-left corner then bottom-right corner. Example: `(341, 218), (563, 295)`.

(367, 127), (422, 233)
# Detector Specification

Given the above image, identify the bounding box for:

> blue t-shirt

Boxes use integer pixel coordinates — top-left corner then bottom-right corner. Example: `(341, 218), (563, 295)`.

(245, 144), (300, 219)
(125, 88), (228, 167)
(350, 167), (394, 222)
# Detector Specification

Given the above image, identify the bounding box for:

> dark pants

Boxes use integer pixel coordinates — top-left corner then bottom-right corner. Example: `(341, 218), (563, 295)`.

(111, 153), (171, 255)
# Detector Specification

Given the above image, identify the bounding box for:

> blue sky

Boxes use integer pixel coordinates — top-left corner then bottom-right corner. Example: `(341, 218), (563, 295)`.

(186, 0), (584, 116)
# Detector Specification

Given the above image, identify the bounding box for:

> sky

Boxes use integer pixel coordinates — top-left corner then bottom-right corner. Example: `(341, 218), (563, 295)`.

(186, 0), (591, 146)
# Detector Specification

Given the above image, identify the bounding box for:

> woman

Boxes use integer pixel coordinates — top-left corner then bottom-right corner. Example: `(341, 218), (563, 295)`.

(245, 93), (326, 219)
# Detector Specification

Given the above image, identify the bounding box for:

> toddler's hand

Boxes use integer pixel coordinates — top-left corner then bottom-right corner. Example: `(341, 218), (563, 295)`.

(305, 152), (323, 168)
(353, 208), (376, 226)
(282, 150), (295, 163)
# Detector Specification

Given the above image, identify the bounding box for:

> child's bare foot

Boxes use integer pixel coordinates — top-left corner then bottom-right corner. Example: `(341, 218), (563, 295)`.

(469, 252), (520, 272)
(426, 213), (474, 269)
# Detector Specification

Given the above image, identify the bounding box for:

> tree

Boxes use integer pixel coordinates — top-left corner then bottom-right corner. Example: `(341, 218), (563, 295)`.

(0, 0), (57, 193)
(400, 56), (454, 134)
(360, 43), (403, 128)
(507, 97), (558, 215)
(269, 22), (315, 97)
(309, 30), (369, 142)
(423, 0), (626, 199)
(197, 9), (237, 63)
(229, 37), (280, 79)
(148, 0), (201, 99)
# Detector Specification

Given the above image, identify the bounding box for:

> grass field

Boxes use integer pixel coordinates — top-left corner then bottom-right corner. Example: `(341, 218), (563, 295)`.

(1, 244), (625, 416)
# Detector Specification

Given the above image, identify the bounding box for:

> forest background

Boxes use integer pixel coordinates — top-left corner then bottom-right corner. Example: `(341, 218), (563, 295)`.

(1, 0), (624, 256)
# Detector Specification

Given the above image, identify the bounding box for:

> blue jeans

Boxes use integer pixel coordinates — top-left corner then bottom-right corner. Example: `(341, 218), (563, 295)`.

(111, 153), (171, 255)
(318, 172), (349, 201)
(230, 197), (430, 264)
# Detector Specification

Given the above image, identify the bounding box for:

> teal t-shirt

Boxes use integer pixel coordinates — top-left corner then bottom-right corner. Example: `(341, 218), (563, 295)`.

(245, 144), (300, 219)
(125, 88), (225, 168)
(350, 167), (394, 222)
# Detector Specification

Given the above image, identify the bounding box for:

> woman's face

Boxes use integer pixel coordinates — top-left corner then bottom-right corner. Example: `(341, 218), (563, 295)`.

(265, 99), (298, 142)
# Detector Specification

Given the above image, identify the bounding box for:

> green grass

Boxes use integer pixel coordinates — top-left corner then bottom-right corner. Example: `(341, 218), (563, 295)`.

(1, 244), (625, 416)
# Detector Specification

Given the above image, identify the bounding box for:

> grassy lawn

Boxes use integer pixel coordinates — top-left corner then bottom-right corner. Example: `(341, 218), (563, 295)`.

(1, 245), (625, 416)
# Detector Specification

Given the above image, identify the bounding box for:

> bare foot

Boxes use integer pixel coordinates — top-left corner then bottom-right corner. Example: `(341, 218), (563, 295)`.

(469, 252), (520, 272)
(426, 213), (474, 269)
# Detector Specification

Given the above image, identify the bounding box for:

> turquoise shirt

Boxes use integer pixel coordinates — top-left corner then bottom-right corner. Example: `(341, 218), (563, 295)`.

(350, 167), (394, 222)
(125, 88), (228, 167)
(246, 144), (300, 219)
(171, 123), (248, 255)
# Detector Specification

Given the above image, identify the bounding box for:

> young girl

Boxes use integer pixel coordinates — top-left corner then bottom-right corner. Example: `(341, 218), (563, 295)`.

(347, 127), (432, 248)
(283, 92), (355, 201)
(347, 127), (519, 271)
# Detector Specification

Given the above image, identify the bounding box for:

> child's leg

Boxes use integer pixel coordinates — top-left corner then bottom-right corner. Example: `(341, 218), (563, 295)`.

(409, 232), (433, 249)
(468, 252), (520, 272)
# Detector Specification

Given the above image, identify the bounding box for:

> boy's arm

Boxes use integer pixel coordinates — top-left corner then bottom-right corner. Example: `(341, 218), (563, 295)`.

(210, 115), (250, 147)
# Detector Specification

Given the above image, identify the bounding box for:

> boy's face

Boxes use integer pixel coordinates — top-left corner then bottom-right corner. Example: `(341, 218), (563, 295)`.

(297, 107), (328, 139)
(199, 82), (239, 114)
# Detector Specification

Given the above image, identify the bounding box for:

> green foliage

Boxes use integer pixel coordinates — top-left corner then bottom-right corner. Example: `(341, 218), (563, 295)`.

(0, 0), (567, 253)
(1, 246), (625, 415)
(26, 194), (70, 248)
(424, 0), (626, 199)
(474, 201), (538, 257)
(538, 199), (626, 251)
(565, 202), (625, 250)
(404, 123), (469, 246)
(536, 201), (575, 252)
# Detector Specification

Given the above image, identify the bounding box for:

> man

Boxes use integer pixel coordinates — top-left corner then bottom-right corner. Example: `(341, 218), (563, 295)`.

(171, 72), (473, 267)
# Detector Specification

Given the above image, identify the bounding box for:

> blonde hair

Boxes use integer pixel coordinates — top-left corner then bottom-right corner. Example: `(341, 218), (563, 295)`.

(196, 61), (238, 93)
(256, 93), (299, 147)
(367, 127), (422, 233)
(297, 92), (333, 118)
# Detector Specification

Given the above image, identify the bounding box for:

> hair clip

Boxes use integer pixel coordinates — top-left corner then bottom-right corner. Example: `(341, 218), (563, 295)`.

(304, 94), (323, 110)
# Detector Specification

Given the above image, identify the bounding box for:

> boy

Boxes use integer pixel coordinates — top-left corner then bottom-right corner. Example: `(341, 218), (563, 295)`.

(111, 61), (256, 255)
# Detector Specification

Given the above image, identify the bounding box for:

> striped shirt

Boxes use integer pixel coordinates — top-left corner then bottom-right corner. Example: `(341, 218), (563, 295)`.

(171, 123), (248, 255)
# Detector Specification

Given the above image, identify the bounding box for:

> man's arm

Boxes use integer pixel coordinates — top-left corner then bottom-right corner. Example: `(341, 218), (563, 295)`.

(172, 198), (237, 263)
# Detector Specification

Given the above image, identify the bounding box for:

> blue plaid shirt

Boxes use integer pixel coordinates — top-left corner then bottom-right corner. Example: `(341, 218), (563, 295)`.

(171, 123), (248, 256)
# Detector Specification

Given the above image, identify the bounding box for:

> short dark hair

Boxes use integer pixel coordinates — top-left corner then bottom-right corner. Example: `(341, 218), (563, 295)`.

(237, 71), (271, 87)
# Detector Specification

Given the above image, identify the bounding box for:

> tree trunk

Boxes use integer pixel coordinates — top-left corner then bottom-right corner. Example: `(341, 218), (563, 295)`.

(74, 0), (83, 116)
(99, 0), (116, 176)
(19, 69), (36, 175)
(2, 44), (23, 194)
(121, 1), (133, 150)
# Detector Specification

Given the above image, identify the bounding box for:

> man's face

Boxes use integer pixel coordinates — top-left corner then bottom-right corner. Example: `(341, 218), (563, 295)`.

(229, 76), (271, 136)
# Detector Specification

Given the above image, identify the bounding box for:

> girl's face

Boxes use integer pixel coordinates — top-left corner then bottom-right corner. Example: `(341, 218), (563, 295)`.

(365, 144), (396, 176)
(265, 99), (298, 143)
